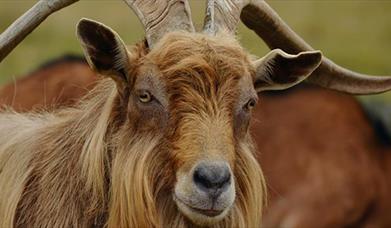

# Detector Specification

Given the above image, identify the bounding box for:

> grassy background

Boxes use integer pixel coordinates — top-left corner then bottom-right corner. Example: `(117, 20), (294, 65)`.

(1, 0), (391, 101)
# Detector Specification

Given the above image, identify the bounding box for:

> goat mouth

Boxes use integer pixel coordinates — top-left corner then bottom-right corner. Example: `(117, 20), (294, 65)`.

(174, 194), (224, 217)
(189, 207), (223, 217)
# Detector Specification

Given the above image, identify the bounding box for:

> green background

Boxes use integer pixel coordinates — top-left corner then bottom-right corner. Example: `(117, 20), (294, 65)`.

(1, 0), (391, 100)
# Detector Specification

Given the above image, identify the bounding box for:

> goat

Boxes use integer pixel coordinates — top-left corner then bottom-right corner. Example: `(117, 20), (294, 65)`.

(0, 0), (387, 227)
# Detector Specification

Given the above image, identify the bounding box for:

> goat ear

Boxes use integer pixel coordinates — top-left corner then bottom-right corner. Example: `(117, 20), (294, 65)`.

(253, 49), (322, 92)
(76, 18), (130, 92)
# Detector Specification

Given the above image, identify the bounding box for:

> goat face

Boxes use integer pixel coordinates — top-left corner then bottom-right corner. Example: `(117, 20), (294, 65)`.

(77, 19), (321, 226)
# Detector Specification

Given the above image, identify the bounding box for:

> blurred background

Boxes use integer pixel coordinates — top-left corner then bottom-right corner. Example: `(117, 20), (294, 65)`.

(1, 0), (391, 101)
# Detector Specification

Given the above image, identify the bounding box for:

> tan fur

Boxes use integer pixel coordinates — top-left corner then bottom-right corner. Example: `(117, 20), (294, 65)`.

(0, 32), (266, 227)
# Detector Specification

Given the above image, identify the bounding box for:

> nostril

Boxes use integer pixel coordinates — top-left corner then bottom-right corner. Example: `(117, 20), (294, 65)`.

(218, 171), (231, 188)
(194, 167), (212, 189)
(193, 162), (231, 193)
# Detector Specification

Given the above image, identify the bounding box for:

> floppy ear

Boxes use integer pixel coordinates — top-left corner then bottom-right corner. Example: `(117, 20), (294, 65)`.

(253, 49), (322, 92)
(76, 18), (131, 94)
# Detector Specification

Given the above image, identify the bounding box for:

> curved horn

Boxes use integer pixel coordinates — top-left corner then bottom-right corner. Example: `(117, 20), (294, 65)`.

(123, 0), (195, 48)
(203, 0), (391, 94)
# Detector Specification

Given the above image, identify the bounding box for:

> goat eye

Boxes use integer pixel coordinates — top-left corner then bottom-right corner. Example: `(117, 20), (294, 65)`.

(244, 98), (256, 111)
(138, 90), (152, 103)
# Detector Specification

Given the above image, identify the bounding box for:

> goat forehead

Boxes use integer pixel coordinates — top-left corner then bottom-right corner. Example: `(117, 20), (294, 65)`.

(148, 32), (253, 74)
(145, 32), (254, 106)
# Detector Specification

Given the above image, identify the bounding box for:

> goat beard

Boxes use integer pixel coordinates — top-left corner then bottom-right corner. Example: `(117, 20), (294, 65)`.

(108, 131), (265, 228)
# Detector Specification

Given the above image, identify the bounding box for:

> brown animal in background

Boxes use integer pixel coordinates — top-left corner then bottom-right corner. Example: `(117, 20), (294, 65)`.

(255, 86), (391, 227)
(2, 0), (391, 227)
(0, 55), (98, 111)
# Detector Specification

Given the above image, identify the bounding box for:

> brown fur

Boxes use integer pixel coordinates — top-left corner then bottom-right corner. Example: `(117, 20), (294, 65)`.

(0, 32), (265, 227)
(3, 60), (391, 226)
(0, 56), (98, 112)
(255, 85), (391, 227)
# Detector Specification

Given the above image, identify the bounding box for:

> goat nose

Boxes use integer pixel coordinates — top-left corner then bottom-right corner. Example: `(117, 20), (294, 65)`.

(193, 162), (231, 195)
